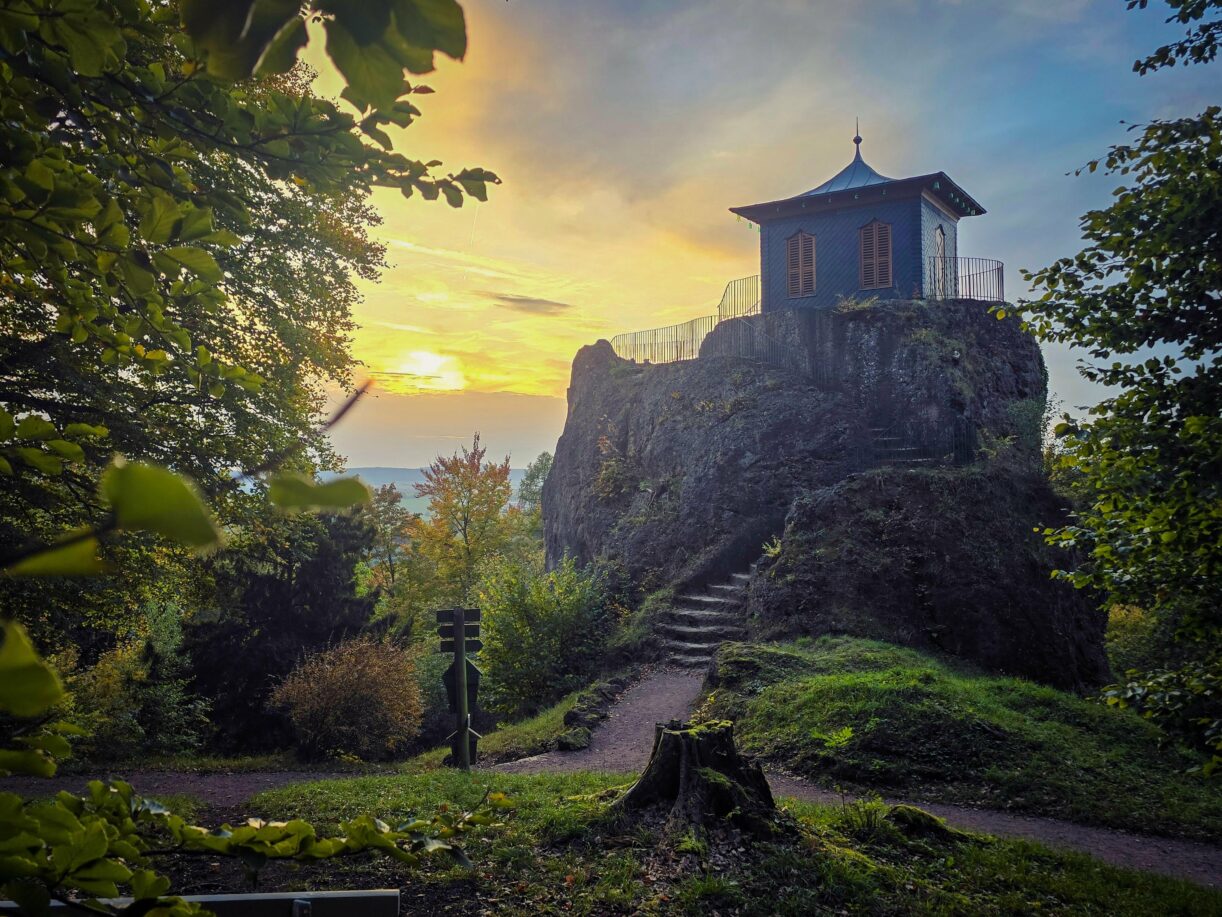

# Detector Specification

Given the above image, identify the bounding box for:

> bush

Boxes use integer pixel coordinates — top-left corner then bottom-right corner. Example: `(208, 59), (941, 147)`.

(55, 602), (211, 760)
(271, 638), (423, 760)
(477, 556), (610, 720)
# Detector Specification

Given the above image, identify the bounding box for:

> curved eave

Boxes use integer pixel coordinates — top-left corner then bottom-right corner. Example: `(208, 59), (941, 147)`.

(731, 172), (986, 225)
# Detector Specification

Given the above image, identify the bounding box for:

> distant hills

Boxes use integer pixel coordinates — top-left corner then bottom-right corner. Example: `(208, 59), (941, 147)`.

(332, 467), (529, 516)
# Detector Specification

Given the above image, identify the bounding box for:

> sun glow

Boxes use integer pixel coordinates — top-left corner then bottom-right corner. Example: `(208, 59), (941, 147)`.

(372, 350), (467, 394)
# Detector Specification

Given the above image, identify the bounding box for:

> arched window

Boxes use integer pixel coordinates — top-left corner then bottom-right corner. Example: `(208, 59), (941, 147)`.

(859, 220), (892, 290)
(786, 231), (815, 297)
(933, 225), (947, 298)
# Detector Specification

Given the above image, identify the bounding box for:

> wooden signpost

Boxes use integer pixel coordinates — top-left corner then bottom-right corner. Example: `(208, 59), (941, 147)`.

(436, 607), (481, 770)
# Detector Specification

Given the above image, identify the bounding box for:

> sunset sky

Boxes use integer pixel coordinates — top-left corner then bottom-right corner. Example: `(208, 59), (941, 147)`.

(307, 1), (1216, 469)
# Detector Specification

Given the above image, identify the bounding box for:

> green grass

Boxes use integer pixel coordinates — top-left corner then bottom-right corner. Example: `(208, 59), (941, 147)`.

(402, 689), (585, 772)
(702, 637), (1222, 840)
(210, 770), (1222, 915)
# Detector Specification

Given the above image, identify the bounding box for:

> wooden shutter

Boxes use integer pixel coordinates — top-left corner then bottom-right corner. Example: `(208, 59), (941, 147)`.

(860, 222), (876, 289)
(875, 222), (892, 287)
(787, 232), (814, 297)
(860, 220), (891, 290)
(799, 233), (815, 295)
(787, 235), (800, 297)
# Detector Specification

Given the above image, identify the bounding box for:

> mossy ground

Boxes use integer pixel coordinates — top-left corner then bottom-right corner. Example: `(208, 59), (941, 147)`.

(158, 770), (1222, 915)
(701, 637), (1222, 840)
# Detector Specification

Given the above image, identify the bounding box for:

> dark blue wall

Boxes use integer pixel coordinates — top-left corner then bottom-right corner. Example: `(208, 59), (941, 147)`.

(758, 196), (958, 310)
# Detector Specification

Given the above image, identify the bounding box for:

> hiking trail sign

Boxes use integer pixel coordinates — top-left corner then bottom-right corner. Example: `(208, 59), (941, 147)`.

(436, 607), (481, 770)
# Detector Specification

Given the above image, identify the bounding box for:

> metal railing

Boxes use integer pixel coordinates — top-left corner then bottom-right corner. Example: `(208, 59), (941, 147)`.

(716, 274), (761, 320)
(609, 313), (719, 365)
(926, 257), (1004, 302)
(611, 256), (1004, 367)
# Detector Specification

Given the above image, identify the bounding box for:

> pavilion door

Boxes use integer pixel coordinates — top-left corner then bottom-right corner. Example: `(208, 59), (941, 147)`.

(933, 226), (949, 299)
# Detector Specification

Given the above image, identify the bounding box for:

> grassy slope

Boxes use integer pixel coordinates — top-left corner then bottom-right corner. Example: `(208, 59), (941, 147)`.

(403, 689), (584, 772)
(702, 637), (1222, 840)
(205, 771), (1222, 915)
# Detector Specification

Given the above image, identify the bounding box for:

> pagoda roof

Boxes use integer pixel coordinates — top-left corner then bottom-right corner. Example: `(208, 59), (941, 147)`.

(731, 136), (986, 224)
(803, 144), (894, 194)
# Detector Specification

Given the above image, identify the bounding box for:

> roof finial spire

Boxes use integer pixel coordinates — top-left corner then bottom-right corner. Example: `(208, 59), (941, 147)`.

(853, 117), (862, 147)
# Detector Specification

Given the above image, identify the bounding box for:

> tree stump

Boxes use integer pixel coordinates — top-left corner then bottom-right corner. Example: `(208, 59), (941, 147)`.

(615, 720), (779, 838)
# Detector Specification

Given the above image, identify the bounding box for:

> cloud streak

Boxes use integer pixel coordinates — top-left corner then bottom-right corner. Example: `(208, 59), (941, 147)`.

(484, 291), (576, 314)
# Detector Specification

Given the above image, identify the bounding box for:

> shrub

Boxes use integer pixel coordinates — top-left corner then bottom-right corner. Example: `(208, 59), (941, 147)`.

(56, 602), (211, 760)
(477, 556), (611, 720)
(271, 638), (423, 760)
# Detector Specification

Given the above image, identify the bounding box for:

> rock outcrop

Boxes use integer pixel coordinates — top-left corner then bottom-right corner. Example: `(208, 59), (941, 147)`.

(543, 299), (1109, 689)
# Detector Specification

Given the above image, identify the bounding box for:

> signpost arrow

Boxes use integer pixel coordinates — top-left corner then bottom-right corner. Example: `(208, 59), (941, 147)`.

(436, 623), (482, 639)
(439, 638), (483, 655)
(436, 607), (481, 770)
(436, 608), (481, 624)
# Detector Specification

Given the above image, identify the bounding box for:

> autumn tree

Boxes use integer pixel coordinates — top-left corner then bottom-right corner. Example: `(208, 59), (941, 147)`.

(414, 434), (512, 599)
(366, 484), (415, 591)
(362, 483), (443, 642)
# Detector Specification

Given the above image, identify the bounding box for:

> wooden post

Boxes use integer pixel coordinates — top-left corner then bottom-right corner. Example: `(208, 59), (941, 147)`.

(452, 607), (470, 771)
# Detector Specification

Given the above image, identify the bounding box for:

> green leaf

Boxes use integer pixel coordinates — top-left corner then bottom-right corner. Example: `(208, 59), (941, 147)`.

(176, 205), (214, 242)
(45, 440), (85, 462)
(118, 256), (156, 296)
(130, 869), (171, 899)
(325, 21), (407, 111)
(14, 447), (62, 476)
(0, 622), (64, 717)
(138, 192), (180, 244)
(63, 423), (108, 440)
(161, 246), (222, 283)
(0, 749), (55, 778)
(24, 159), (54, 192)
(5, 533), (103, 577)
(101, 459), (221, 549)
(268, 473), (372, 511)
(19, 733), (71, 758)
(184, 0), (303, 80)
(15, 416), (56, 441)
(254, 15), (308, 75)
(391, 0), (467, 61)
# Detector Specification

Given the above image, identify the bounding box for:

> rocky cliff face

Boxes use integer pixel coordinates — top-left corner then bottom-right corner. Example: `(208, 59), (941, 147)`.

(543, 300), (1109, 689)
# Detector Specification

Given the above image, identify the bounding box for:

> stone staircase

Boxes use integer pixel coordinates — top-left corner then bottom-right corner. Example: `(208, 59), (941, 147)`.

(657, 565), (752, 668)
(869, 426), (939, 468)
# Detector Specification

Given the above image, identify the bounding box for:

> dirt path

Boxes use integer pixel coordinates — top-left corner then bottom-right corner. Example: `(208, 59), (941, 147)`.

(494, 667), (1222, 890)
(496, 668), (706, 774)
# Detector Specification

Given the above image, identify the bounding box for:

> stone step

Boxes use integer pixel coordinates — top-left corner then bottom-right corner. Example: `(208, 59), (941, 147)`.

(663, 607), (739, 627)
(709, 582), (745, 594)
(880, 456), (938, 466)
(659, 637), (723, 656)
(731, 572), (751, 584)
(677, 593), (737, 606)
(668, 652), (712, 668)
(657, 621), (745, 642)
